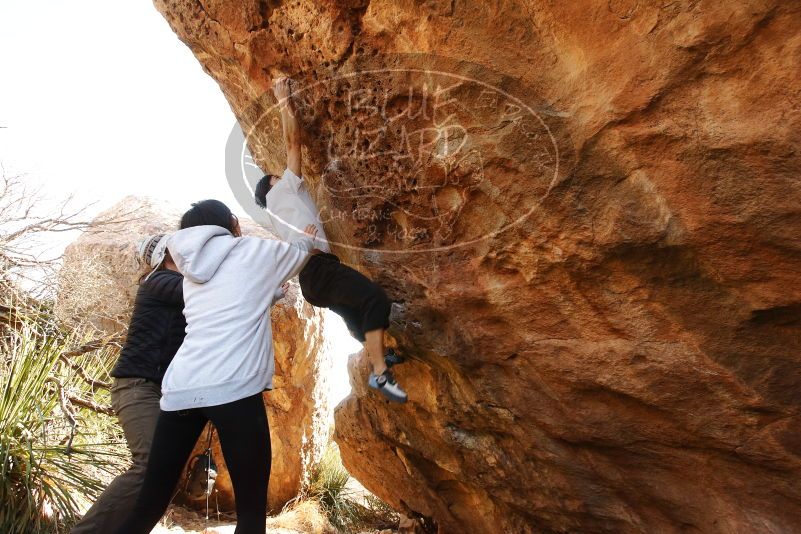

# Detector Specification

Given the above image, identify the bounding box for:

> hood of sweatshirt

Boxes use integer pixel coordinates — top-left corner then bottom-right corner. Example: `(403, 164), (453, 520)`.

(167, 225), (240, 284)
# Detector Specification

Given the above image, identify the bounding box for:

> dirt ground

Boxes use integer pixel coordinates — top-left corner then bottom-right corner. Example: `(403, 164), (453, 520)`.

(149, 503), (414, 534)
(149, 503), (338, 534)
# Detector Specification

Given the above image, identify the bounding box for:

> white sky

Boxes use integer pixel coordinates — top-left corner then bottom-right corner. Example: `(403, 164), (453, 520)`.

(0, 0), (359, 404)
(0, 0), (242, 214)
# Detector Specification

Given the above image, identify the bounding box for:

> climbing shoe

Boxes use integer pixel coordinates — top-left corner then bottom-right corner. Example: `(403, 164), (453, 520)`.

(385, 348), (405, 368)
(368, 369), (408, 403)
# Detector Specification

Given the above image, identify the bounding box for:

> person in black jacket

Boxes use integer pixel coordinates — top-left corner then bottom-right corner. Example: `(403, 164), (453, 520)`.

(71, 234), (186, 534)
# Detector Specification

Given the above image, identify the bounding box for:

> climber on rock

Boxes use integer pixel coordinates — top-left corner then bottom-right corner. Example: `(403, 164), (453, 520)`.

(254, 76), (408, 404)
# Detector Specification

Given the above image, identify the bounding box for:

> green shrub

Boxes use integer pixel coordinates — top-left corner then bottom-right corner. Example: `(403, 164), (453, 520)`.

(300, 444), (399, 533)
(0, 320), (125, 533)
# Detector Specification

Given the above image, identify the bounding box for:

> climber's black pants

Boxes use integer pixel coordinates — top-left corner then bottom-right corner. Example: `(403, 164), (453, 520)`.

(113, 393), (271, 534)
(299, 252), (391, 341)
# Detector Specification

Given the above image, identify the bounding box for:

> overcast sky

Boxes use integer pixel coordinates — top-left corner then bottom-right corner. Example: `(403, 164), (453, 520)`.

(0, 1), (358, 403)
(0, 0), (243, 215)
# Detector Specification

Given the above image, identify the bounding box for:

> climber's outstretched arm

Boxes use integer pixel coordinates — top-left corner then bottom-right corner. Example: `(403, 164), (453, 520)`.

(273, 77), (302, 177)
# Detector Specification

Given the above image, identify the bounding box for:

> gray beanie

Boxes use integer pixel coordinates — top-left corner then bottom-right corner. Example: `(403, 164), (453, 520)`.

(136, 234), (170, 279)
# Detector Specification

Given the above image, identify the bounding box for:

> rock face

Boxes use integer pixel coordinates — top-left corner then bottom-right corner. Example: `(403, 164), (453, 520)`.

(57, 196), (178, 334)
(58, 196), (330, 511)
(153, 2), (801, 533)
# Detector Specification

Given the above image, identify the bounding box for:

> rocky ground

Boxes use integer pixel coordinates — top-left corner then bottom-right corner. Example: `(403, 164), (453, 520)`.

(149, 503), (334, 534)
(149, 502), (414, 534)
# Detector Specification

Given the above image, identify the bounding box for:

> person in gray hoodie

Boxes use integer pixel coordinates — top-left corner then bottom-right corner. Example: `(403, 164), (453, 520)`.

(114, 199), (316, 534)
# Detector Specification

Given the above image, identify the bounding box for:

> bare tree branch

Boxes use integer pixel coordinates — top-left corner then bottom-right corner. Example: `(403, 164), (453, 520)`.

(0, 165), (143, 302)
(65, 394), (114, 416)
(58, 336), (122, 391)
(45, 376), (78, 453)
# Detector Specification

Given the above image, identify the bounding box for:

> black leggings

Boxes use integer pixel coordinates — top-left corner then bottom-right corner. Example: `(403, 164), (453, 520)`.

(299, 253), (391, 342)
(113, 393), (271, 534)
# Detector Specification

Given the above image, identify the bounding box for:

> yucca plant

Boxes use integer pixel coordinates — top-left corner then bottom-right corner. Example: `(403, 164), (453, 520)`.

(0, 320), (125, 533)
(301, 444), (399, 533)
(303, 445), (358, 531)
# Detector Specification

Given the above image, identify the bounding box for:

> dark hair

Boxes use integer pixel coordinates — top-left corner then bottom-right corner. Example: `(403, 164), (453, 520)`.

(180, 199), (235, 232)
(255, 174), (279, 208)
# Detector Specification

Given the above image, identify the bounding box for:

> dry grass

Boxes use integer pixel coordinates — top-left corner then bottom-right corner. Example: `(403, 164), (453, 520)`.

(299, 444), (399, 533)
(266, 499), (337, 533)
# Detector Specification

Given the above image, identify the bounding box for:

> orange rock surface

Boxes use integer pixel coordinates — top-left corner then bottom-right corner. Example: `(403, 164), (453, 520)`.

(153, 2), (801, 532)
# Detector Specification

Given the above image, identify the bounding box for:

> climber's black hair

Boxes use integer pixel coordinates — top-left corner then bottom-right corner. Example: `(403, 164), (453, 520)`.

(180, 199), (236, 233)
(255, 174), (280, 208)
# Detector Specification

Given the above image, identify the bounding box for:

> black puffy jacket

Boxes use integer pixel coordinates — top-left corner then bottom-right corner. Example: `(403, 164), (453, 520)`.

(111, 269), (186, 384)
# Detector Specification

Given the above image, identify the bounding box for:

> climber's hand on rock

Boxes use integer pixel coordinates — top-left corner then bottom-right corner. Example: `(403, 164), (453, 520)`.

(275, 281), (289, 302)
(304, 224), (318, 238)
(273, 77), (291, 102)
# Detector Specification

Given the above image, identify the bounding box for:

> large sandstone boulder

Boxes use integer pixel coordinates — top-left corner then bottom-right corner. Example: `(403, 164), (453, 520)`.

(152, 2), (801, 532)
(57, 196), (330, 511)
(56, 196), (177, 334)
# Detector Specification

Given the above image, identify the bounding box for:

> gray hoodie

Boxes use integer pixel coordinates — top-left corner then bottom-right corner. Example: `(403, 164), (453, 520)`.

(161, 225), (312, 411)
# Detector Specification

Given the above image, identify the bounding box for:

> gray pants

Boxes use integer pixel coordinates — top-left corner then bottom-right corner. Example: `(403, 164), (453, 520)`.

(71, 377), (161, 534)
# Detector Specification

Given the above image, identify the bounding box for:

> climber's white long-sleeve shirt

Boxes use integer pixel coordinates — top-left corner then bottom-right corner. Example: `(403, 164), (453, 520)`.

(263, 168), (331, 253)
